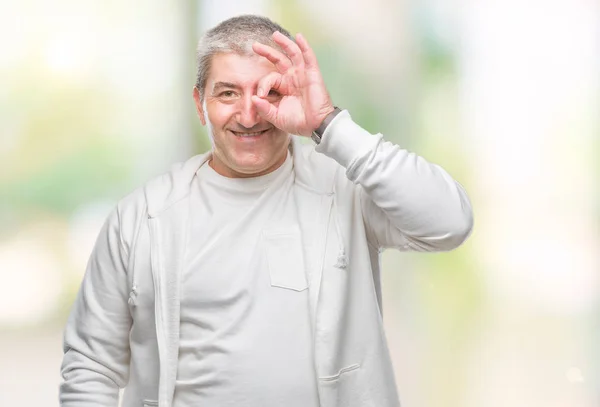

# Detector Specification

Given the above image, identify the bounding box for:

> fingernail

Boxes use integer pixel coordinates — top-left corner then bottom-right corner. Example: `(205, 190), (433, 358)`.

(257, 88), (264, 97)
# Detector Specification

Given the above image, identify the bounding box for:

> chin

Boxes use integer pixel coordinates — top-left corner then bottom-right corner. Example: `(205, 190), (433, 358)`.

(233, 153), (285, 175)
(213, 140), (289, 177)
(232, 154), (267, 169)
(233, 162), (272, 175)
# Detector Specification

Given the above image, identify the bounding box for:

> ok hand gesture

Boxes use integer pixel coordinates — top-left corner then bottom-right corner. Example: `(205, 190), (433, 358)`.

(251, 32), (335, 138)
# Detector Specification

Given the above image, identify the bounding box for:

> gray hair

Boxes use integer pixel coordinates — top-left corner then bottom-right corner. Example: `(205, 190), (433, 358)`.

(195, 15), (293, 100)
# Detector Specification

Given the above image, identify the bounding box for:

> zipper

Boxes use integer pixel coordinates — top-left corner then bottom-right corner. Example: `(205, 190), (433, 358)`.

(147, 216), (167, 407)
(126, 209), (146, 308)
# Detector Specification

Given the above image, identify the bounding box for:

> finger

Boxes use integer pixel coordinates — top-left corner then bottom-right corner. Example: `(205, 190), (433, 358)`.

(256, 71), (284, 98)
(272, 31), (304, 67)
(252, 42), (292, 73)
(251, 95), (278, 122)
(295, 33), (319, 70)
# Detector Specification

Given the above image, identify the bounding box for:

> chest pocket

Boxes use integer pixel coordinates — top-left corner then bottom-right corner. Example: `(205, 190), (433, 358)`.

(262, 228), (308, 291)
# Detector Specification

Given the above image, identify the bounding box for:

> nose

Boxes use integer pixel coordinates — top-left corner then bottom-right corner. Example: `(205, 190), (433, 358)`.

(236, 95), (260, 129)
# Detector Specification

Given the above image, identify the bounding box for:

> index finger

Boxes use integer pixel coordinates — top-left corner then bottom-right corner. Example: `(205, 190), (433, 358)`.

(272, 31), (304, 67)
(252, 42), (292, 73)
(295, 33), (319, 69)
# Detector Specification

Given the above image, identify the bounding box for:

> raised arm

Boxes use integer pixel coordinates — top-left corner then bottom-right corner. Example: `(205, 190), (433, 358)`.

(250, 31), (473, 251)
(317, 110), (473, 251)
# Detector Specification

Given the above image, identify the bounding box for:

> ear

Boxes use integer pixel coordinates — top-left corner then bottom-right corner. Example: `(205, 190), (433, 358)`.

(193, 86), (206, 126)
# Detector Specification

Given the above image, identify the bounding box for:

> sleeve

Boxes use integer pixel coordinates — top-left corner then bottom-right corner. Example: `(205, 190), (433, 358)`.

(315, 110), (473, 251)
(59, 204), (133, 406)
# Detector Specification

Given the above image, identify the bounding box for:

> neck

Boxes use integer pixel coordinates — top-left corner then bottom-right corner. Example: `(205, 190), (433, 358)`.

(208, 149), (289, 179)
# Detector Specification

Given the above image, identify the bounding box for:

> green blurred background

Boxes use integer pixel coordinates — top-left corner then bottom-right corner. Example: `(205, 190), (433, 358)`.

(0, 0), (598, 406)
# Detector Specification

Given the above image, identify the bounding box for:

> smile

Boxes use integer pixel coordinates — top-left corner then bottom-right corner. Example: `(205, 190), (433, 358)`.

(230, 128), (270, 138)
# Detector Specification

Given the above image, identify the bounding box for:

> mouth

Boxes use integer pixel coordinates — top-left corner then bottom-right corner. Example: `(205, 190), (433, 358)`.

(230, 128), (271, 140)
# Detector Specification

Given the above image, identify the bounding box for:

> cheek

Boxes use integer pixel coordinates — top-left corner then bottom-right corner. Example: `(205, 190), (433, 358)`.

(206, 104), (234, 130)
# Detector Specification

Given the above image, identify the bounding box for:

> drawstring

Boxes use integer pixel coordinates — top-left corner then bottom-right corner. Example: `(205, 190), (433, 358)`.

(332, 198), (348, 269)
(128, 284), (138, 306)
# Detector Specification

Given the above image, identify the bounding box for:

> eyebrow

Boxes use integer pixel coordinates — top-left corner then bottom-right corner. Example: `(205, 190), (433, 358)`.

(212, 81), (241, 93)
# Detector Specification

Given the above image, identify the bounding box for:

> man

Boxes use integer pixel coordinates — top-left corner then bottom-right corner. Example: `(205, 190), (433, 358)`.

(60, 15), (473, 407)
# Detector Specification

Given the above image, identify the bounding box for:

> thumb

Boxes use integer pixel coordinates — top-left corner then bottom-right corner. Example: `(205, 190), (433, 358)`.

(252, 95), (278, 122)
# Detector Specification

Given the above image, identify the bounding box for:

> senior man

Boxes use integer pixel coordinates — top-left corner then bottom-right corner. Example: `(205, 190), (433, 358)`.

(60, 14), (473, 407)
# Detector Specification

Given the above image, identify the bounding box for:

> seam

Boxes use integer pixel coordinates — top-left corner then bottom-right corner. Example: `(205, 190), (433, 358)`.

(130, 201), (147, 258)
(270, 282), (308, 292)
(294, 179), (334, 196)
(62, 349), (124, 388)
(313, 196), (333, 309)
(332, 194), (348, 269)
(263, 231), (308, 292)
(116, 204), (129, 259)
(262, 229), (300, 237)
(345, 133), (383, 183)
(318, 364), (360, 381)
(65, 366), (122, 388)
(146, 191), (192, 219)
(358, 187), (383, 250)
(125, 202), (147, 308)
(129, 201), (147, 272)
(147, 219), (166, 405)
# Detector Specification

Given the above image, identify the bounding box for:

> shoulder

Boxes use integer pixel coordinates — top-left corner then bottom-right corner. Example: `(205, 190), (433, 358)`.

(292, 138), (359, 199)
(292, 138), (346, 194)
(114, 151), (210, 244)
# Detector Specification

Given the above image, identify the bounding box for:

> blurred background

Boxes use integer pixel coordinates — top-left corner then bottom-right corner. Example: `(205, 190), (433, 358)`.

(0, 0), (598, 406)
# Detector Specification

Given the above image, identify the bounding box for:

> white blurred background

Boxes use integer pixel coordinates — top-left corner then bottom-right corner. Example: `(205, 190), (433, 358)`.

(0, 0), (598, 406)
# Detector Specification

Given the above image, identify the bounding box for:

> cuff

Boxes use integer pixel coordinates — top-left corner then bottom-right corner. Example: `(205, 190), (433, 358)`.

(314, 110), (381, 169)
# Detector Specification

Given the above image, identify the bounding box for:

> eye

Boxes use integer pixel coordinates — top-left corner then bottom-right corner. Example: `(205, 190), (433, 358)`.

(268, 89), (281, 97)
(219, 90), (236, 98)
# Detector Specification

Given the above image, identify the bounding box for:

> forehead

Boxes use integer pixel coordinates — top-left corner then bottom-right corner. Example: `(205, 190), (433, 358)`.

(207, 53), (277, 90)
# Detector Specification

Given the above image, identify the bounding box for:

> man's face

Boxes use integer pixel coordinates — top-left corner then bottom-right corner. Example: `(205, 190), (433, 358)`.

(193, 52), (290, 178)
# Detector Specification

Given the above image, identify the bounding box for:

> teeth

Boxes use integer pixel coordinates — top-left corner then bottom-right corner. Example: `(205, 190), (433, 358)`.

(235, 130), (266, 137)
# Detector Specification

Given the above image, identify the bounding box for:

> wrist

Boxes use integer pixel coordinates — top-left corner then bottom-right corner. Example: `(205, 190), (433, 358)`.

(311, 106), (342, 145)
(319, 105), (336, 123)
